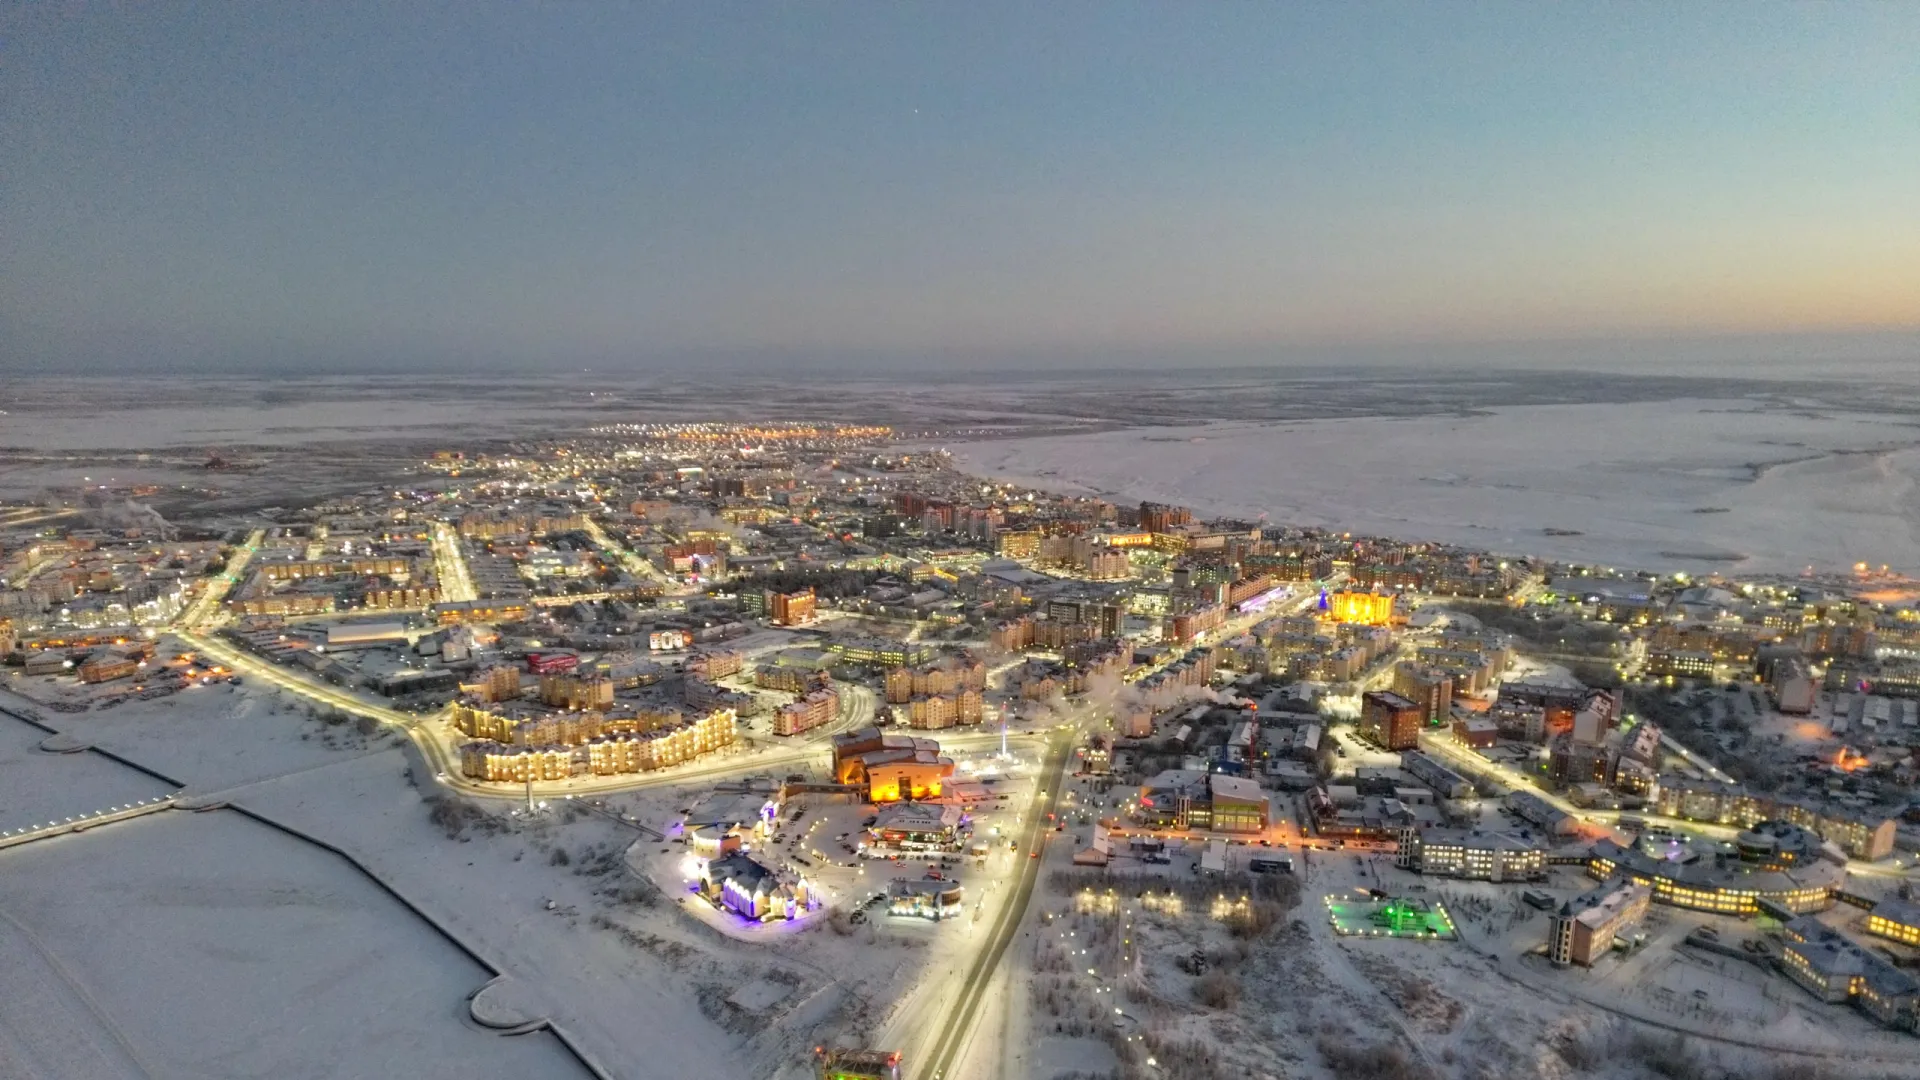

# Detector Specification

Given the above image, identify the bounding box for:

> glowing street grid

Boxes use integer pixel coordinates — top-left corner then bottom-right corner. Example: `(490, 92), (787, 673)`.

(1324, 895), (1457, 940)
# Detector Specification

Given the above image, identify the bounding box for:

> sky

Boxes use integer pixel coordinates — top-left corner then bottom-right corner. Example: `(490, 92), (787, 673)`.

(4, 3), (1919, 374)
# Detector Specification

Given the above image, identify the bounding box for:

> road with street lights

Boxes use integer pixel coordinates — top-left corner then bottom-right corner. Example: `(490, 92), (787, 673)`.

(180, 528), (264, 629)
(430, 521), (477, 603)
(916, 728), (1070, 1080)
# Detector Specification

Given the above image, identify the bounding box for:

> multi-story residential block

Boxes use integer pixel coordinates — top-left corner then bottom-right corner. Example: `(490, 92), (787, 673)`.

(1398, 828), (1544, 882)
(1359, 690), (1422, 751)
(1392, 663), (1453, 726)
(775, 687), (840, 736)
(1547, 880), (1651, 967)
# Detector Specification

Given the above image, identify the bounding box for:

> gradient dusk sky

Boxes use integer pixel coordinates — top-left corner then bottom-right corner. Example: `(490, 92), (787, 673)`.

(4, 3), (1918, 373)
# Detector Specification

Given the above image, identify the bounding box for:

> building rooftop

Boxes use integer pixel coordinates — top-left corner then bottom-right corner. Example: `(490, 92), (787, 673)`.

(1420, 828), (1541, 853)
(871, 802), (963, 833)
(683, 790), (776, 830)
(1590, 828), (1846, 898)
(1560, 878), (1649, 929)
(1207, 774), (1267, 803)
(1785, 917), (1919, 998)
(1870, 898), (1920, 929)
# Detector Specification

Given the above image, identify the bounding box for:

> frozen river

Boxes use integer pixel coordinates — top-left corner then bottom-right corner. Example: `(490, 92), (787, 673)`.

(955, 397), (1920, 577)
(7, 364), (1920, 576)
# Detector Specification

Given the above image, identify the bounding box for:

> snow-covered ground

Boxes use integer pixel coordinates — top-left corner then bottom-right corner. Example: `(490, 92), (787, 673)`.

(982, 825), (1920, 1080)
(955, 397), (1920, 576)
(5, 679), (401, 795)
(0, 710), (177, 834)
(230, 749), (751, 1078)
(0, 807), (586, 1079)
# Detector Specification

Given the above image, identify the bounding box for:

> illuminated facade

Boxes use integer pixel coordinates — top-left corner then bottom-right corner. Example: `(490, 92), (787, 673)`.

(903, 690), (984, 730)
(883, 654), (987, 704)
(1168, 603), (1225, 644)
(481, 665), (523, 702)
(1780, 917), (1919, 1030)
(1655, 780), (1898, 861)
(1400, 828), (1544, 882)
(1646, 648), (1714, 678)
(432, 599), (532, 624)
(989, 616), (1034, 651)
(868, 802), (964, 850)
(1585, 822), (1843, 917)
(77, 655), (139, 683)
(686, 649), (743, 680)
(1866, 900), (1920, 948)
(1138, 502), (1192, 533)
(456, 705), (738, 781)
(458, 744), (573, 783)
(827, 637), (937, 667)
(768, 588), (817, 626)
(700, 852), (816, 922)
(832, 727), (955, 802)
(1328, 591), (1395, 626)
(757, 665), (833, 694)
(1136, 770), (1270, 833)
(538, 673), (614, 710)
(1392, 664), (1453, 726)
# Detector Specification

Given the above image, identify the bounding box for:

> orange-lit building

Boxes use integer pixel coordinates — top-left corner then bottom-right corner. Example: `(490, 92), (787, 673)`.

(686, 649), (743, 680)
(768, 588), (817, 626)
(433, 599), (532, 624)
(1329, 591), (1395, 626)
(78, 654), (138, 684)
(832, 727), (955, 801)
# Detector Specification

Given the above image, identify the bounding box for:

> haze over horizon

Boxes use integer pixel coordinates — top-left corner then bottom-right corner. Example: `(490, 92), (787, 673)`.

(5, 4), (1918, 375)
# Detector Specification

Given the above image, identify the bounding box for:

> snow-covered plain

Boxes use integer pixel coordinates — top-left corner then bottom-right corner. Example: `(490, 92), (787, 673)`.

(0, 711), (176, 835)
(20, 679), (403, 795)
(0, 808), (587, 1080)
(231, 748), (750, 1079)
(956, 397), (1920, 576)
